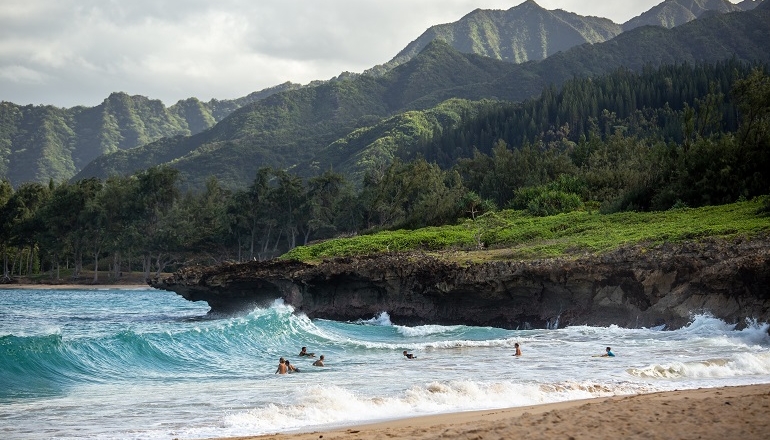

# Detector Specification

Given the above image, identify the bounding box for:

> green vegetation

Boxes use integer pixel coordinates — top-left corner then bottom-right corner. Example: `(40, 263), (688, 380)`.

(67, 7), (770, 190)
(282, 198), (770, 262)
(1, 60), (768, 281)
(2, 7), (770, 280)
(0, 85), (298, 187)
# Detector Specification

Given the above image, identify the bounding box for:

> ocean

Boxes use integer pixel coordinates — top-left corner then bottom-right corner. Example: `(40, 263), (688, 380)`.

(2, 287), (770, 439)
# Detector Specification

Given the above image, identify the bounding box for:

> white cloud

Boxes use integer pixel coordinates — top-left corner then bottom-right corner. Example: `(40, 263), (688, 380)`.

(0, 0), (737, 107)
(0, 65), (50, 85)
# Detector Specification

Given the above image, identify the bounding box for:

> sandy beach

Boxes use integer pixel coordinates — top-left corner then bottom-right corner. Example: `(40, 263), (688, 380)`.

(217, 383), (770, 440)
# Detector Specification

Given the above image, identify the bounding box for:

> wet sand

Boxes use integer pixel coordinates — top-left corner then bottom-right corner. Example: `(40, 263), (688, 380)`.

(215, 383), (770, 440)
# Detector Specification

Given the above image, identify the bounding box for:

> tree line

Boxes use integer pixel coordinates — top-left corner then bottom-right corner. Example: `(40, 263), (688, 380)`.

(1, 62), (768, 281)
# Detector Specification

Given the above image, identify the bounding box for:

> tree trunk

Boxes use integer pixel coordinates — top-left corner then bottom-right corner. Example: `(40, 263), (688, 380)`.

(2, 246), (9, 280)
(113, 252), (120, 279)
(93, 247), (100, 283)
(143, 254), (151, 281)
(26, 246), (32, 276)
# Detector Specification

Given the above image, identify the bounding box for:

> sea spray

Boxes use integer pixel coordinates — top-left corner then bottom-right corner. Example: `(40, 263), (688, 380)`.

(2, 288), (770, 439)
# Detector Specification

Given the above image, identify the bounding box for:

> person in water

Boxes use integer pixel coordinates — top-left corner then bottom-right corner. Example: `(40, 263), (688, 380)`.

(313, 355), (325, 367)
(602, 347), (615, 357)
(285, 359), (300, 373)
(403, 350), (416, 359)
(275, 357), (288, 374)
(514, 342), (522, 356)
(299, 347), (315, 357)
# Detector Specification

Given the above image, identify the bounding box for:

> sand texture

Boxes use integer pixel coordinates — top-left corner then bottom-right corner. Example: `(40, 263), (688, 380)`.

(217, 384), (770, 440)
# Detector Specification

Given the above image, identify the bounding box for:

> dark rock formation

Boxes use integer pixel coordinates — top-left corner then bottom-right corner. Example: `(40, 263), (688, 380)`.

(150, 236), (770, 329)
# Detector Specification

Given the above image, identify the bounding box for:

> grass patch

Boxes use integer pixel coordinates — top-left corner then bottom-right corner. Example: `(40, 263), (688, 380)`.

(281, 198), (770, 262)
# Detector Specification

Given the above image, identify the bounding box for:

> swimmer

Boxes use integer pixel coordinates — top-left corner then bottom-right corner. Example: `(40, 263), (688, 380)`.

(299, 347), (315, 357)
(403, 350), (416, 359)
(313, 355), (325, 367)
(286, 359), (300, 373)
(514, 342), (522, 356)
(275, 357), (288, 374)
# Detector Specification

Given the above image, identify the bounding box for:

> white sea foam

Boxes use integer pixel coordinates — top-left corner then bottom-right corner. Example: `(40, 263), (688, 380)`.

(627, 352), (770, 379)
(5, 291), (770, 440)
(395, 324), (464, 337)
(220, 379), (649, 436)
(355, 311), (393, 326)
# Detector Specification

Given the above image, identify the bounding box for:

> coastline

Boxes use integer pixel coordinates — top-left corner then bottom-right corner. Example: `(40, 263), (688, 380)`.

(1, 283), (153, 290)
(216, 383), (770, 440)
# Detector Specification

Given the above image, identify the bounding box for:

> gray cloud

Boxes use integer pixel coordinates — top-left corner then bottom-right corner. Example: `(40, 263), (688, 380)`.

(0, 0), (678, 107)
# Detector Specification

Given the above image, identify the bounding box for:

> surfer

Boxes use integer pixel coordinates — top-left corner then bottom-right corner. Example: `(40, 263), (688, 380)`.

(275, 357), (288, 374)
(286, 360), (300, 373)
(313, 355), (325, 367)
(299, 347), (315, 357)
(602, 347), (615, 357)
(403, 350), (416, 359)
(514, 342), (522, 356)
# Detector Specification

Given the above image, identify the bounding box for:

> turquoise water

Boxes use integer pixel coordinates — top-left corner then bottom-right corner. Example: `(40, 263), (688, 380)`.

(2, 287), (770, 439)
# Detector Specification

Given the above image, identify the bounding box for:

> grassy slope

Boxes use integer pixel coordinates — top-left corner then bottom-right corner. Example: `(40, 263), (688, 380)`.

(281, 198), (770, 263)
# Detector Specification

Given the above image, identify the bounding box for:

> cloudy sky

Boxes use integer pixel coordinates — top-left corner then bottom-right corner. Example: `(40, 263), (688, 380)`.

(1, 0), (696, 108)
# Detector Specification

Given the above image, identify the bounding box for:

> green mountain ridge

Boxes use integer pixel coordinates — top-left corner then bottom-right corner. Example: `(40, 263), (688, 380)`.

(76, 41), (517, 189)
(72, 7), (770, 190)
(3, 0), (767, 188)
(0, 82), (301, 186)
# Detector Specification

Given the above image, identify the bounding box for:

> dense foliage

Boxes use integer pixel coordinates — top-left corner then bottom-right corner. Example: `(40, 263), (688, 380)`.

(1, 62), (768, 281)
(282, 198), (770, 262)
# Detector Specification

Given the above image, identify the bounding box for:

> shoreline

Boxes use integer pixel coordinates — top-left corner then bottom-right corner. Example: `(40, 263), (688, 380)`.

(215, 383), (770, 440)
(1, 283), (154, 290)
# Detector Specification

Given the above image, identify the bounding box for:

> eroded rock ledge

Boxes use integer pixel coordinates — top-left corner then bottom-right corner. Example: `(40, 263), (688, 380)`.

(150, 236), (770, 329)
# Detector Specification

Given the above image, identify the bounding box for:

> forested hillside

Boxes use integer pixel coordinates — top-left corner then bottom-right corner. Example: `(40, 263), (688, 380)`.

(75, 41), (518, 189)
(2, 61), (768, 282)
(72, 7), (770, 190)
(3, 1), (763, 189)
(0, 82), (301, 186)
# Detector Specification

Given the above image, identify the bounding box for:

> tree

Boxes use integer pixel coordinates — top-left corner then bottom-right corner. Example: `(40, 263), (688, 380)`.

(134, 166), (180, 280)
(303, 170), (346, 243)
(0, 179), (14, 280)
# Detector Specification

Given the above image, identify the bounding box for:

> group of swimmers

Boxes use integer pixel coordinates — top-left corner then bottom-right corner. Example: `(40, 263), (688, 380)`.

(510, 343), (614, 357)
(277, 343), (614, 373)
(275, 347), (325, 374)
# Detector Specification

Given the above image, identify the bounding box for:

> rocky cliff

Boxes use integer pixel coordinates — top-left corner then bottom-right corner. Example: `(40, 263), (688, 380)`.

(150, 236), (770, 329)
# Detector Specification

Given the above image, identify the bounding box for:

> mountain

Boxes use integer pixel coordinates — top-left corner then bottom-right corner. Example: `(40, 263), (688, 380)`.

(367, 0), (622, 75)
(0, 82), (301, 186)
(73, 7), (770, 190)
(75, 41), (517, 189)
(367, 0), (753, 76)
(622, 0), (742, 31)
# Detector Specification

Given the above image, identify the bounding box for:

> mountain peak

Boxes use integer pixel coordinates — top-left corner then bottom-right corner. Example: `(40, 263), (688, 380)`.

(368, 1), (622, 76)
(623, 0), (742, 31)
